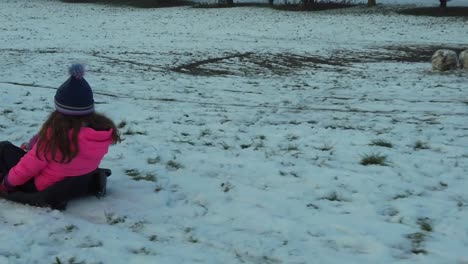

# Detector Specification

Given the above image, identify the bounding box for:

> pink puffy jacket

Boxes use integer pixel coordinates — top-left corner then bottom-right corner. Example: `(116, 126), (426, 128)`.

(7, 127), (113, 191)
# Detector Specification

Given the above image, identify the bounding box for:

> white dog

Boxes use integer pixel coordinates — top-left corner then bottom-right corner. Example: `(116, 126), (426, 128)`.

(431, 49), (459, 71)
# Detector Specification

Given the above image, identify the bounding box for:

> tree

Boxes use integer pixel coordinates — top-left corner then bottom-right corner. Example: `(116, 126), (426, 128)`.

(369, 0), (449, 9)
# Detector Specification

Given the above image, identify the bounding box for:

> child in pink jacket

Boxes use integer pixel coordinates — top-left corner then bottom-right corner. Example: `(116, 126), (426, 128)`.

(0, 64), (121, 194)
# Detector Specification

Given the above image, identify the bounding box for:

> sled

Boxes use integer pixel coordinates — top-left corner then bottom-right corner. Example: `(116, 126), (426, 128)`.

(0, 168), (111, 210)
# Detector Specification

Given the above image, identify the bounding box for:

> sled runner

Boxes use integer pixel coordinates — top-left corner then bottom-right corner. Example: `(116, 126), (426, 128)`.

(0, 168), (111, 210)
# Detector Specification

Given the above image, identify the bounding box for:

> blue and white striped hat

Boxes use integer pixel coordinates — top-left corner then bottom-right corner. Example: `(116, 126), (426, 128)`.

(55, 64), (95, 116)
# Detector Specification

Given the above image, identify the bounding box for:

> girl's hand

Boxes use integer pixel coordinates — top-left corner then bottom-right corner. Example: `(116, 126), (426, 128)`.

(20, 143), (29, 151)
(20, 134), (39, 152)
(0, 181), (9, 194)
(0, 178), (15, 194)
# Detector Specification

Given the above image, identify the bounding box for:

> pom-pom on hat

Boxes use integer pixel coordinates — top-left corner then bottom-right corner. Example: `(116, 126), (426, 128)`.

(55, 64), (95, 116)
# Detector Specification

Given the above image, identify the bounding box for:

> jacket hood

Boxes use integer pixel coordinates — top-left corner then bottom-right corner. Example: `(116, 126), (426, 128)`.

(78, 127), (113, 158)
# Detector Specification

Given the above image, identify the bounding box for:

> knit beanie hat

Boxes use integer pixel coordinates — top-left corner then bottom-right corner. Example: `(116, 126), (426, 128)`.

(54, 64), (95, 116)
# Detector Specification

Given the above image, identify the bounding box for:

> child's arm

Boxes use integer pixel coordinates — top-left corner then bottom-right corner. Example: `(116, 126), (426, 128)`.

(3, 143), (47, 188)
(21, 134), (39, 152)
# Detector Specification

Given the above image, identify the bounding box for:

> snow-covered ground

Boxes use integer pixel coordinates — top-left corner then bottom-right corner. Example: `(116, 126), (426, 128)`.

(0, 0), (467, 263)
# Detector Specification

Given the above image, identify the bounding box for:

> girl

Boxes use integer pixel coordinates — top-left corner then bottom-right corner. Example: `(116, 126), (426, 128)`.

(0, 64), (121, 194)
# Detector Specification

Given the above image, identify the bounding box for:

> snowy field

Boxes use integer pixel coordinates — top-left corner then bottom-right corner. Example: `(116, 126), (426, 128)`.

(0, 0), (467, 263)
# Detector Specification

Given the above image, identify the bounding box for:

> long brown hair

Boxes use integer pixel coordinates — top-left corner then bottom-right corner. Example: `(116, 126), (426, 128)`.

(35, 111), (121, 163)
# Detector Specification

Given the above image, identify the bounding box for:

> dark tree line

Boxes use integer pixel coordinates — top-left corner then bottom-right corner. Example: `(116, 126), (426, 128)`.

(368, 0), (450, 7)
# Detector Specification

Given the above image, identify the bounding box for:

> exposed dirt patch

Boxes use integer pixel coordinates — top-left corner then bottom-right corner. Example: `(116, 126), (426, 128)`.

(171, 44), (467, 77)
(172, 52), (254, 75)
(171, 52), (348, 76)
(333, 44), (467, 63)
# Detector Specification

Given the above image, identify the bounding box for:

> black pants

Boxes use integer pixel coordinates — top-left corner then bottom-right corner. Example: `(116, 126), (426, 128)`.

(0, 141), (37, 192)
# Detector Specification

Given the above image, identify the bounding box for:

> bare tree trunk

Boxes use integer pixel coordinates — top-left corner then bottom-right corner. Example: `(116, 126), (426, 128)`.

(226, 0), (233, 6)
(368, 0), (376, 6)
(269, 0), (274, 5)
(439, 0), (447, 8)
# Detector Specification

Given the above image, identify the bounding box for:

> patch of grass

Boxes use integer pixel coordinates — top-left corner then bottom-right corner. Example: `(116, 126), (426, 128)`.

(290, 171), (300, 178)
(411, 248), (428, 255)
(393, 190), (413, 200)
(77, 239), (103, 249)
(414, 140), (430, 150)
(289, 120), (302, 125)
(130, 247), (152, 255)
(166, 160), (184, 170)
(370, 139), (393, 148)
(286, 134), (299, 141)
(240, 144), (251, 149)
(320, 191), (348, 202)
(105, 213), (127, 225)
(3, 109), (13, 114)
(404, 218), (433, 255)
(279, 170), (300, 178)
(306, 203), (320, 209)
(188, 236), (199, 243)
(125, 169), (157, 182)
(130, 221), (147, 232)
(281, 144), (299, 152)
(220, 141), (231, 150)
(221, 182), (233, 193)
(406, 232), (428, 255)
(170, 139), (195, 146)
(316, 143), (334, 151)
(154, 185), (163, 192)
(147, 156), (161, 164)
(54, 257), (87, 264)
(117, 120), (127, 129)
(123, 127), (147, 136)
(360, 153), (388, 166)
(253, 140), (265, 150)
(430, 181), (448, 191)
(134, 173), (157, 182)
(203, 142), (214, 147)
(65, 224), (77, 233)
(124, 169), (140, 177)
(199, 128), (212, 138)
(417, 218), (433, 232)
